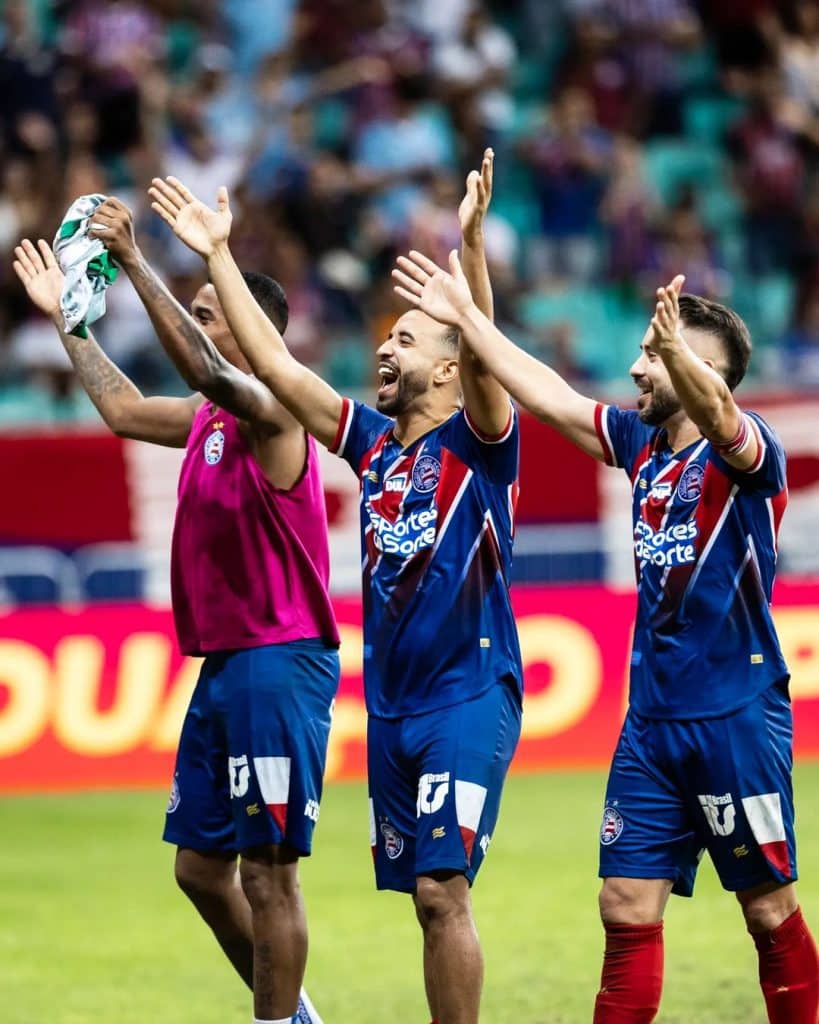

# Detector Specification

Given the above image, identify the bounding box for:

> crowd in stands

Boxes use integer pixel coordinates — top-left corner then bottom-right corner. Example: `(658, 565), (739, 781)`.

(3, 0), (819, 419)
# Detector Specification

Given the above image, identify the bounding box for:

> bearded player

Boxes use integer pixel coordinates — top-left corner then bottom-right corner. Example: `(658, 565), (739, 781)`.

(392, 248), (819, 1024)
(149, 150), (522, 1024)
(13, 213), (338, 1024)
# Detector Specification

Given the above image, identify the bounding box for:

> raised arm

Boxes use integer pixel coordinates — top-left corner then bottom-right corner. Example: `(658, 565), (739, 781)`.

(87, 197), (290, 434)
(148, 177), (343, 449)
(456, 147), (511, 437)
(650, 277), (760, 471)
(392, 249), (606, 460)
(13, 238), (200, 446)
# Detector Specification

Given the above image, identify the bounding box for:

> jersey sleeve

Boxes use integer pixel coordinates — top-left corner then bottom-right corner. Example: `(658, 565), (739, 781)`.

(442, 405), (519, 484)
(594, 403), (655, 478)
(329, 398), (393, 473)
(709, 412), (787, 497)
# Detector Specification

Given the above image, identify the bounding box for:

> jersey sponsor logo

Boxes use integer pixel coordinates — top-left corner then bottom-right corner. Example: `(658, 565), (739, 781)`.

(304, 798), (320, 823)
(600, 805), (623, 845)
(432, 826), (446, 839)
(166, 776), (180, 813)
(380, 821), (404, 859)
(228, 754), (250, 798)
(634, 519), (698, 568)
(204, 429), (225, 465)
(677, 462), (704, 502)
(368, 505), (438, 556)
(649, 481), (673, 501)
(412, 454), (441, 493)
(698, 792), (736, 836)
(384, 474), (408, 493)
(417, 772), (450, 815)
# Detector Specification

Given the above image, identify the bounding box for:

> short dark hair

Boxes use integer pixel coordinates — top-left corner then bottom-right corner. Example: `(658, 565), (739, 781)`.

(441, 325), (459, 351)
(678, 293), (752, 391)
(241, 271), (289, 335)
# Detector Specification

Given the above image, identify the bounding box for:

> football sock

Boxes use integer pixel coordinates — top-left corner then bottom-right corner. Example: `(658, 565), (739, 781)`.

(593, 921), (664, 1023)
(752, 906), (819, 1024)
(296, 989), (324, 1024)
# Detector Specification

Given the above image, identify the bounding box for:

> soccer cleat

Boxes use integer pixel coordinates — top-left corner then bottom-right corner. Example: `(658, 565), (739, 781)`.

(295, 988), (324, 1024)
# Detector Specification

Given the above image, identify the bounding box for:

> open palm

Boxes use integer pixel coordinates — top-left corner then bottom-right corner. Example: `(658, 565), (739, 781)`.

(393, 250), (474, 327)
(458, 148), (493, 245)
(13, 239), (64, 319)
(149, 177), (232, 258)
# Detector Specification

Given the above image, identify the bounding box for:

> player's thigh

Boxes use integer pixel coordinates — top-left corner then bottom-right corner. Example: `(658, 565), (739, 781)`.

(599, 711), (701, 897)
(368, 714), (419, 893)
(412, 684), (522, 886)
(215, 640), (340, 856)
(687, 682), (797, 893)
(163, 656), (236, 853)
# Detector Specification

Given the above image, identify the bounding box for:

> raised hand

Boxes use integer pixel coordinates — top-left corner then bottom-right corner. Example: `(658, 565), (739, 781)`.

(392, 249), (475, 327)
(650, 274), (686, 352)
(148, 176), (232, 258)
(87, 196), (140, 266)
(458, 147), (494, 247)
(13, 238), (64, 322)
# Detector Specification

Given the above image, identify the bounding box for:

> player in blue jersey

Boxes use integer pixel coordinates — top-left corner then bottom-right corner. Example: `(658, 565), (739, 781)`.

(392, 251), (819, 1024)
(148, 152), (522, 1024)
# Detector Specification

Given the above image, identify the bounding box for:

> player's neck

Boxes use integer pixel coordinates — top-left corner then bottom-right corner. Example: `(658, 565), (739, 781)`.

(663, 413), (701, 453)
(393, 403), (458, 449)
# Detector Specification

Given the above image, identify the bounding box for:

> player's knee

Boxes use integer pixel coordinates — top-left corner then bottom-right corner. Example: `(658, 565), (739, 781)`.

(414, 873), (471, 931)
(174, 849), (236, 903)
(598, 877), (666, 925)
(738, 882), (798, 933)
(239, 846), (299, 912)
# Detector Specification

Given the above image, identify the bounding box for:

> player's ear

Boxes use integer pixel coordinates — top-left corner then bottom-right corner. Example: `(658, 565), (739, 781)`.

(434, 358), (459, 386)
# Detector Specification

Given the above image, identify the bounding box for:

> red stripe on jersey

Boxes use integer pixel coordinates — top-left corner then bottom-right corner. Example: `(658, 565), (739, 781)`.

(594, 403), (615, 466)
(464, 406), (514, 443)
(630, 442), (653, 487)
(436, 447), (472, 528)
(770, 489), (787, 550)
(747, 417), (766, 473)
(329, 397), (353, 455)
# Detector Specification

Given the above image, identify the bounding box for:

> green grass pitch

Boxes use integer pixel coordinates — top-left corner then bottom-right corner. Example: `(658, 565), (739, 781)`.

(3, 766), (818, 1023)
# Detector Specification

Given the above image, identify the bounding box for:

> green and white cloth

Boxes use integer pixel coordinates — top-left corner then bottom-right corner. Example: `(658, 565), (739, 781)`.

(53, 194), (119, 338)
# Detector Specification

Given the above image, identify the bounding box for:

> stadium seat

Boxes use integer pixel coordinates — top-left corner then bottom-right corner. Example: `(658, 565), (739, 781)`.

(74, 543), (147, 602)
(643, 139), (723, 206)
(0, 546), (81, 605)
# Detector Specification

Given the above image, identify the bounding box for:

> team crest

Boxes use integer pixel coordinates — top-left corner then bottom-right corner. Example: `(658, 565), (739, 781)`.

(204, 429), (225, 465)
(380, 821), (404, 860)
(167, 777), (180, 814)
(677, 463), (704, 502)
(412, 454), (441, 493)
(600, 805), (623, 846)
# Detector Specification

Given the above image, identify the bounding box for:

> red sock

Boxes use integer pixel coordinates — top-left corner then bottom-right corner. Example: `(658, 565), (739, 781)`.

(753, 906), (819, 1024)
(593, 921), (664, 1023)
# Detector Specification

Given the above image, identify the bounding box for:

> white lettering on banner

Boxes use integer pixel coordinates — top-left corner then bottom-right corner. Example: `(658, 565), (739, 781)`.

(367, 506), (438, 557)
(634, 520), (699, 568)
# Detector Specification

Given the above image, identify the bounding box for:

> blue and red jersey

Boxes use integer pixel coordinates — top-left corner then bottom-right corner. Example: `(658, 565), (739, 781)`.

(595, 403), (789, 719)
(330, 399), (523, 719)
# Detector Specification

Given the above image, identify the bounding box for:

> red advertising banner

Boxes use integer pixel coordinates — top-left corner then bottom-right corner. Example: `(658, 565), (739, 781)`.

(1, 583), (818, 793)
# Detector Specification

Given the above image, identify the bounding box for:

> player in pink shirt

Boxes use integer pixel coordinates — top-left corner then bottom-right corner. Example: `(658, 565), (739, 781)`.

(13, 204), (338, 1024)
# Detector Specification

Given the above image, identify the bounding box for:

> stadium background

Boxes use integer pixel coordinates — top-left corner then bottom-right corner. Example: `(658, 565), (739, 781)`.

(2, 1), (819, 1022)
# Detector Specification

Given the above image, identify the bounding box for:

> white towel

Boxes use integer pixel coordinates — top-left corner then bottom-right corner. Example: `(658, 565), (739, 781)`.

(53, 194), (119, 337)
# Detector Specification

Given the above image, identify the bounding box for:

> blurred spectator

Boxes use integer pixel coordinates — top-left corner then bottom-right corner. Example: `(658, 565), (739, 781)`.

(599, 134), (657, 283)
(729, 65), (808, 273)
(774, 282), (819, 386)
(521, 87), (611, 281)
(644, 192), (730, 300)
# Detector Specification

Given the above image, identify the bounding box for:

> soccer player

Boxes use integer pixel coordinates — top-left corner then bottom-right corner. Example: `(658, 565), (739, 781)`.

(148, 151), (522, 1024)
(391, 248), (819, 1023)
(13, 215), (339, 1024)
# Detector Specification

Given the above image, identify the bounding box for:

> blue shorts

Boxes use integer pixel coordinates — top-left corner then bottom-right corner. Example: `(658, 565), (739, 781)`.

(368, 684), (521, 894)
(599, 681), (797, 897)
(163, 639), (340, 856)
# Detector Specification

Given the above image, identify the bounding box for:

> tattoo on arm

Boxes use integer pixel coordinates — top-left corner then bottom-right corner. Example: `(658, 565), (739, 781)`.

(61, 330), (141, 411)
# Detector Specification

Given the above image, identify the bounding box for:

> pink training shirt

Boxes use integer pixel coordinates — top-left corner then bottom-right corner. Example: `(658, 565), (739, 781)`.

(171, 404), (339, 656)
